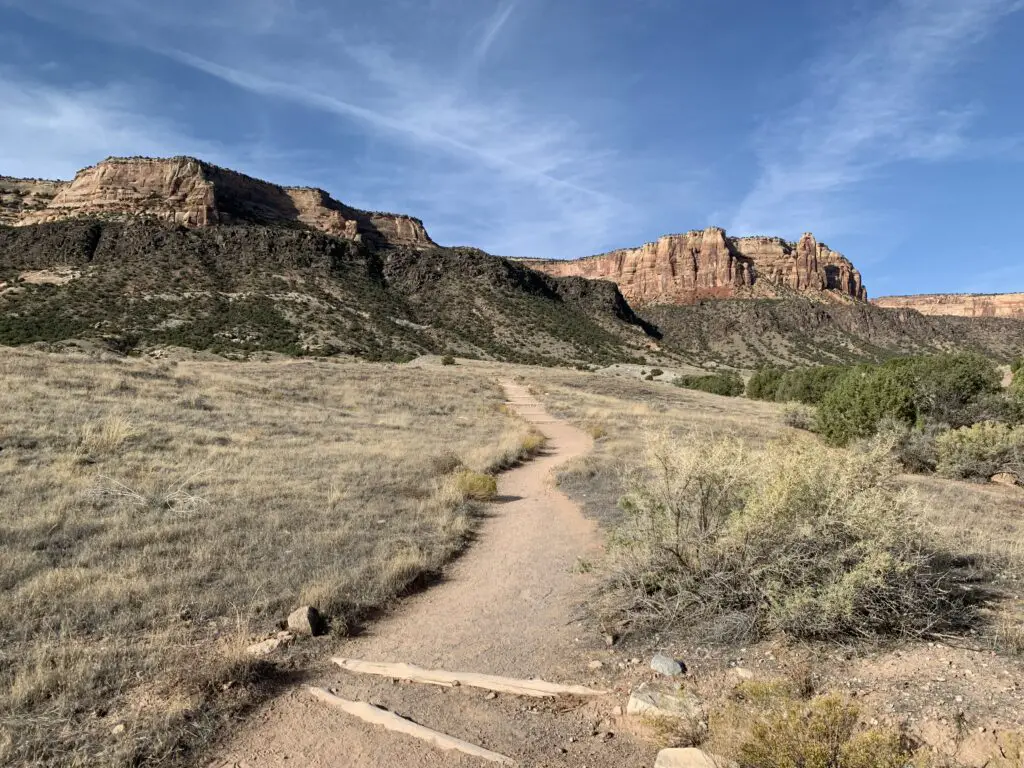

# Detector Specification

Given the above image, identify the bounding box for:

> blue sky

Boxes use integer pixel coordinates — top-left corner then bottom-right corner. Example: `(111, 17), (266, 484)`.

(1, 0), (1022, 296)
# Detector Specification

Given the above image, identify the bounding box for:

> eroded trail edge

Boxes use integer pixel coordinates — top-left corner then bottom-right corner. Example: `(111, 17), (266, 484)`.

(213, 380), (656, 767)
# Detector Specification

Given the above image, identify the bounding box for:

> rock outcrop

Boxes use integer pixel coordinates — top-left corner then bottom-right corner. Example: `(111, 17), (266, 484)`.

(518, 227), (867, 306)
(11, 157), (434, 249)
(0, 176), (63, 226)
(872, 293), (1024, 319)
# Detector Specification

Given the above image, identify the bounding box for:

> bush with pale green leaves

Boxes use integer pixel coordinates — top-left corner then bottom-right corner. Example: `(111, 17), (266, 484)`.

(601, 433), (981, 641)
(936, 421), (1024, 480)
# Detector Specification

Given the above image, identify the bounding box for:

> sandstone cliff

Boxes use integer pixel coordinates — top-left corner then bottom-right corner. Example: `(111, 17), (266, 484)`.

(10, 157), (434, 249)
(517, 227), (867, 306)
(0, 176), (64, 226)
(872, 293), (1024, 319)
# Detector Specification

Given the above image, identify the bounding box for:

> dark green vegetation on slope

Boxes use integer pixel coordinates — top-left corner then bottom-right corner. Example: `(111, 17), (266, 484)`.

(748, 353), (1024, 481)
(0, 219), (655, 365)
(646, 298), (1024, 368)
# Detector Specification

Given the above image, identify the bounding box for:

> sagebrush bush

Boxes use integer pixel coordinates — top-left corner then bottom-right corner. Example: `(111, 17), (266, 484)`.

(782, 403), (817, 431)
(874, 416), (944, 474)
(602, 433), (980, 641)
(936, 421), (1024, 480)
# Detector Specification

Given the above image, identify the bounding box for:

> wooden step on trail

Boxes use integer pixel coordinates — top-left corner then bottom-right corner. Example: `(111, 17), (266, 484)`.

(308, 688), (516, 765)
(332, 658), (609, 698)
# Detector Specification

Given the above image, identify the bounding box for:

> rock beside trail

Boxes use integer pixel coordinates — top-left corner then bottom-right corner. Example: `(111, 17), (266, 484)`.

(655, 747), (737, 768)
(287, 606), (327, 637)
(246, 631), (297, 656)
(627, 681), (706, 727)
(650, 653), (686, 677)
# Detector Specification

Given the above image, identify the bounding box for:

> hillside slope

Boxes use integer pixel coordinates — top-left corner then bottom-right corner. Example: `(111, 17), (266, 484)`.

(0, 219), (655, 364)
(647, 298), (1024, 367)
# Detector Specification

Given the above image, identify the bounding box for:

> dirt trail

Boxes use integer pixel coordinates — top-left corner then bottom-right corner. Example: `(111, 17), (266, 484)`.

(212, 381), (654, 767)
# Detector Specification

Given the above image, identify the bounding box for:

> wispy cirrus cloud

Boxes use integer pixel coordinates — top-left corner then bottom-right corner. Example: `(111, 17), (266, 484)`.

(0, 74), (209, 178)
(3, 0), (629, 256)
(729, 0), (1024, 238)
(469, 1), (519, 70)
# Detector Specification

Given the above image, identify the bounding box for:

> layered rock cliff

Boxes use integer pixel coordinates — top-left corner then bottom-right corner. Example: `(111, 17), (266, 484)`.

(517, 227), (867, 306)
(0, 176), (63, 226)
(9, 157), (434, 249)
(872, 293), (1024, 319)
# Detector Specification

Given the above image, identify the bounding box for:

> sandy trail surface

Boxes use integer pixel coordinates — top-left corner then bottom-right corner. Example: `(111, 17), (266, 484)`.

(212, 381), (654, 767)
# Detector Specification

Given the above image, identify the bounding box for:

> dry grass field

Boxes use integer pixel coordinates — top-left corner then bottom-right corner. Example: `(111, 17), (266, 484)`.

(0, 348), (539, 767)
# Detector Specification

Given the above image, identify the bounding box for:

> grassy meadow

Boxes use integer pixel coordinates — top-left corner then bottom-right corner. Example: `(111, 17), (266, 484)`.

(0, 348), (538, 767)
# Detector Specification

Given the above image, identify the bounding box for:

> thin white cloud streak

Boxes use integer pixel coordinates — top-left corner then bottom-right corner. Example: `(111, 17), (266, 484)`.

(730, 0), (1024, 238)
(470, 1), (517, 69)
(165, 47), (614, 203)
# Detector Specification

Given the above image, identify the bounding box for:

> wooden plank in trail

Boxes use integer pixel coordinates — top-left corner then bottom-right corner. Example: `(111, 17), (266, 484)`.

(331, 658), (608, 698)
(308, 688), (516, 765)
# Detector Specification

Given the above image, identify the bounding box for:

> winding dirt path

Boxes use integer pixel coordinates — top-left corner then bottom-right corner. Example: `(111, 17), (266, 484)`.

(212, 381), (653, 767)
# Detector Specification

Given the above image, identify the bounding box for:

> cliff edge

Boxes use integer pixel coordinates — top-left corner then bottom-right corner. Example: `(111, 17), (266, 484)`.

(517, 227), (866, 306)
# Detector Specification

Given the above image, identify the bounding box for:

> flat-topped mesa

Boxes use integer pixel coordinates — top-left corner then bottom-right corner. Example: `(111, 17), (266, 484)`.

(518, 227), (867, 306)
(873, 293), (1024, 319)
(12, 156), (435, 249)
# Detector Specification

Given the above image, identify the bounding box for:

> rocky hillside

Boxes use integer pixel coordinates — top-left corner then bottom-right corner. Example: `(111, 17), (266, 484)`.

(648, 299), (1024, 368)
(4, 155), (1024, 368)
(7, 157), (434, 249)
(0, 218), (656, 365)
(518, 227), (866, 306)
(873, 293), (1024, 319)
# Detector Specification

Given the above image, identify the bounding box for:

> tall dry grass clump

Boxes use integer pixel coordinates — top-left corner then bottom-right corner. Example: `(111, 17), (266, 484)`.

(601, 432), (983, 642)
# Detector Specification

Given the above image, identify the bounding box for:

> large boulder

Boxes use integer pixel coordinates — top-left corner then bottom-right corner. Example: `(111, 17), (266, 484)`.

(627, 681), (706, 727)
(287, 605), (328, 637)
(650, 653), (686, 677)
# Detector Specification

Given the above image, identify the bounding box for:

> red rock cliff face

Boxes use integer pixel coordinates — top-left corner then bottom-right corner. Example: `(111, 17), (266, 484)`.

(872, 294), (1024, 318)
(517, 227), (866, 306)
(12, 157), (434, 249)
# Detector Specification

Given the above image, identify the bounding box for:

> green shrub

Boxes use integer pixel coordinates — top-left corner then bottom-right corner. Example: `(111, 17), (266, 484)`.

(775, 365), (847, 405)
(907, 353), (1002, 427)
(746, 367), (784, 400)
(815, 366), (917, 446)
(602, 434), (979, 641)
(760, 354), (1002, 446)
(675, 372), (744, 397)
(936, 422), (1024, 481)
(441, 355), (456, 366)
